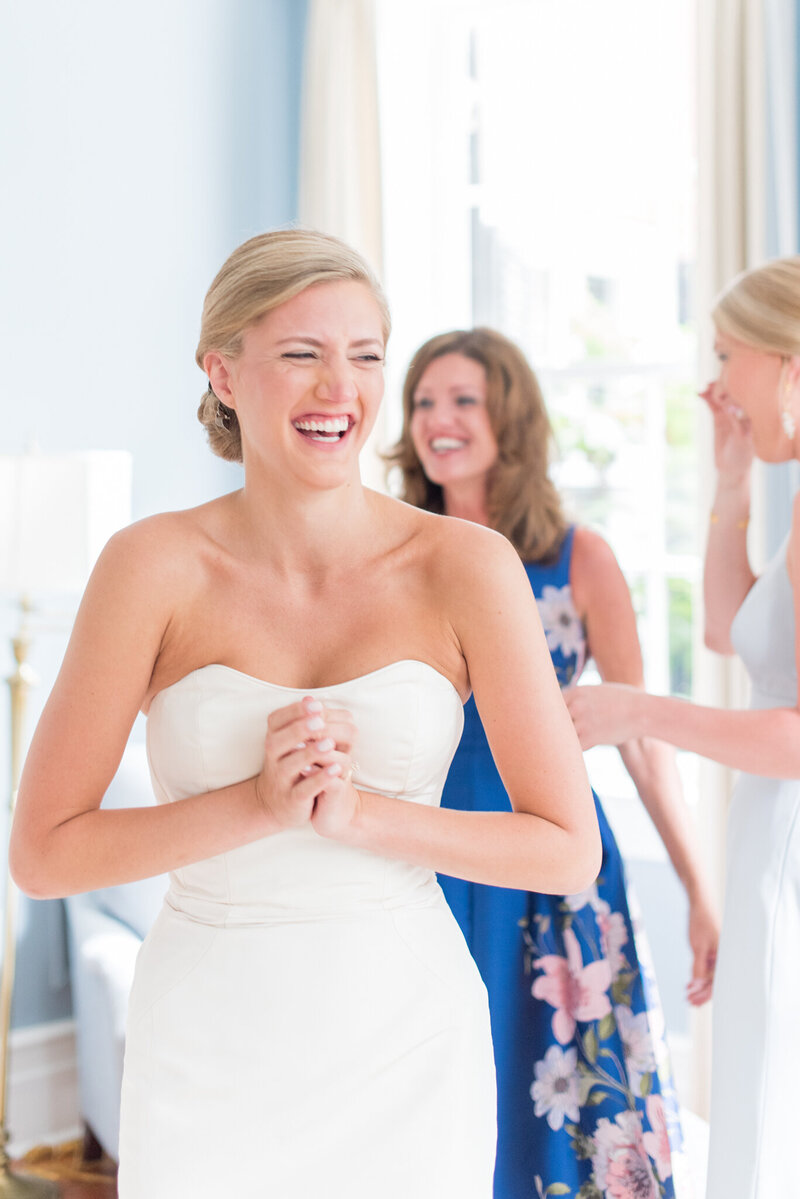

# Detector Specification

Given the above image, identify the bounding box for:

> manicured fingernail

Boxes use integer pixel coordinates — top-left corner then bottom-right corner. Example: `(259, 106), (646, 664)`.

(326, 763), (342, 776)
(306, 717), (325, 731)
(304, 698), (323, 713)
(317, 738), (334, 752)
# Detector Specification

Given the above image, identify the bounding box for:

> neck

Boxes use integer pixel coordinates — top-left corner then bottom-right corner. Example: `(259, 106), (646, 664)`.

(441, 479), (491, 527)
(235, 467), (375, 576)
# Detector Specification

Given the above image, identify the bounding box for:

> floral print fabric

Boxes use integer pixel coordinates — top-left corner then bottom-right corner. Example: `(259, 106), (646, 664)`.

(438, 527), (690, 1199)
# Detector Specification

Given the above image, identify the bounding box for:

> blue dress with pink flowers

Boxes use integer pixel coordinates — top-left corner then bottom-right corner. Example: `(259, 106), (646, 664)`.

(439, 527), (691, 1199)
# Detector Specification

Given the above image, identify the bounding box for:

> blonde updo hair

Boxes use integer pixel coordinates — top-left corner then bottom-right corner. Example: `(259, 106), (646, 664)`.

(385, 327), (568, 562)
(713, 256), (800, 356)
(195, 228), (390, 462)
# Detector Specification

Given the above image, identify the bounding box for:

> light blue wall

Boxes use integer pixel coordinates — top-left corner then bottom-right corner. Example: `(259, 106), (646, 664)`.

(763, 0), (800, 554)
(0, 0), (308, 1027)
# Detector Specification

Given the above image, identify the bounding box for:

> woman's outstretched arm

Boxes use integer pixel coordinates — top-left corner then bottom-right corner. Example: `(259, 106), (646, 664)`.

(565, 494), (800, 780)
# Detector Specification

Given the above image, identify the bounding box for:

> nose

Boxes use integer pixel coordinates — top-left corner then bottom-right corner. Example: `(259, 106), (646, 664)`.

(715, 371), (729, 402)
(315, 358), (358, 404)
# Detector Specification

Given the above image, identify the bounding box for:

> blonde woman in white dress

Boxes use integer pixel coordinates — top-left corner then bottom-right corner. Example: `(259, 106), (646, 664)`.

(10, 230), (600, 1199)
(566, 256), (800, 1199)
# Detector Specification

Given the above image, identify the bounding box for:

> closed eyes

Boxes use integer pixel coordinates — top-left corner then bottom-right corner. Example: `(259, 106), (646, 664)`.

(281, 351), (384, 364)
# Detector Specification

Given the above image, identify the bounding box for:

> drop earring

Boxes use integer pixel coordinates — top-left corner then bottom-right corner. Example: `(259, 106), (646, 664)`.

(781, 374), (797, 441)
(215, 401), (233, 431)
(782, 408), (796, 440)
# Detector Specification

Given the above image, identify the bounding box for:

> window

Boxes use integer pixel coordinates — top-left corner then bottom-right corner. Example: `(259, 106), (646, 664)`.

(378, 0), (701, 1054)
(379, 0), (699, 789)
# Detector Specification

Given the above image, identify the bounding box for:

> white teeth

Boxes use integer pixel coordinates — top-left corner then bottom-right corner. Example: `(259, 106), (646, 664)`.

(293, 416), (350, 434)
(431, 437), (467, 452)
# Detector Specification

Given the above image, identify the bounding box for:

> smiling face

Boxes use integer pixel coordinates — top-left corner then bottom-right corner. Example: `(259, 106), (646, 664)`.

(205, 280), (385, 488)
(409, 353), (499, 498)
(713, 330), (793, 461)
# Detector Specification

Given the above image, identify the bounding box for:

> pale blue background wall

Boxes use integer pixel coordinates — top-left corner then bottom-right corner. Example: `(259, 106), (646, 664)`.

(0, 0), (308, 1026)
(762, 0), (800, 553)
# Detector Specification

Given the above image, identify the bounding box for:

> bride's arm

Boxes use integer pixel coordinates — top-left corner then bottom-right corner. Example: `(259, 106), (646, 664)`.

(328, 525), (601, 894)
(10, 520), (340, 899)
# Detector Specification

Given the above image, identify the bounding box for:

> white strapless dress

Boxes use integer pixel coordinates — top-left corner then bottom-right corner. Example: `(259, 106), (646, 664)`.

(117, 660), (496, 1199)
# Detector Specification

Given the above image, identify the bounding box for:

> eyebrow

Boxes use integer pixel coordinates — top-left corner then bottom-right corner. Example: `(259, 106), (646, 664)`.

(274, 336), (384, 348)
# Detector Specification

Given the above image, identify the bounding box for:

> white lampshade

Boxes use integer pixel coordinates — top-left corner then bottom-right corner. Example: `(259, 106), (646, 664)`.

(0, 452), (132, 596)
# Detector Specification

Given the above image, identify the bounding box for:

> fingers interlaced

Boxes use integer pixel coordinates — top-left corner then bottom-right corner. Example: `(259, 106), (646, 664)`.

(322, 707), (357, 752)
(267, 700), (356, 753)
(263, 699), (357, 807)
(267, 700), (318, 734)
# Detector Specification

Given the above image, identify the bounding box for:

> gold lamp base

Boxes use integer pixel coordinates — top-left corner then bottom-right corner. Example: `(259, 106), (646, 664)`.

(0, 625), (58, 1199)
(0, 1170), (60, 1198)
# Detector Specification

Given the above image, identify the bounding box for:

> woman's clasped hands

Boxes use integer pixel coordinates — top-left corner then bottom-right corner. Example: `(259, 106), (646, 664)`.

(255, 697), (361, 837)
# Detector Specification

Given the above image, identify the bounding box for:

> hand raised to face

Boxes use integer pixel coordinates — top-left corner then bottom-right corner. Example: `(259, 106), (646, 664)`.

(699, 381), (755, 484)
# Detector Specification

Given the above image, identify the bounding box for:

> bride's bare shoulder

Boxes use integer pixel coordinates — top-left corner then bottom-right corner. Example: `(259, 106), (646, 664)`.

(376, 494), (519, 584)
(95, 492), (241, 585)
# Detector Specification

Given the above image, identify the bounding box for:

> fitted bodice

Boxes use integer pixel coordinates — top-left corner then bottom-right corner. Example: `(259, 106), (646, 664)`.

(145, 660), (464, 923)
(125, 658), (496, 1198)
(731, 536), (797, 710)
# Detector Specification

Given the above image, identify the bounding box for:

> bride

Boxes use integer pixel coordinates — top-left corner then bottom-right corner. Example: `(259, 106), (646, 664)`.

(10, 229), (600, 1198)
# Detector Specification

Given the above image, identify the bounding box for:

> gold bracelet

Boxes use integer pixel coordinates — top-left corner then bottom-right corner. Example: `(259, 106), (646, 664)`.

(709, 511), (749, 529)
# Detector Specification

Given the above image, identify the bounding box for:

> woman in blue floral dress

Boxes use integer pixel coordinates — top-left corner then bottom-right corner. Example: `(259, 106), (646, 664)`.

(386, 328), (718, 1199)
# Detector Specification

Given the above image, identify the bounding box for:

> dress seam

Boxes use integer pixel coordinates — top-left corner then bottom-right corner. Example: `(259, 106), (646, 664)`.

(382, 681), (422, 903)
(195, 676), (232, 919)
(398, 678), (422, 801)
(126, 921), (221, 1030)
(145, 720), (168, 808)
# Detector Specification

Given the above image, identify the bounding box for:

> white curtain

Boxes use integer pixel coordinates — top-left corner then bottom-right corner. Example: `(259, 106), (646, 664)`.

(693, 0), (797, 1120)
(298, 0), (386, 488)
(299, 0), (383, 274)
(694, 0), (763, 1126)
(697, 0), (766, 304)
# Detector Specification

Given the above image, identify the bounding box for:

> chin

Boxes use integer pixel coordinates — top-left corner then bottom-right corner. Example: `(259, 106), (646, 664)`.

(422, 468), (452, 488)
(424, 460), (469, 485)
(755, 438), (793, 464)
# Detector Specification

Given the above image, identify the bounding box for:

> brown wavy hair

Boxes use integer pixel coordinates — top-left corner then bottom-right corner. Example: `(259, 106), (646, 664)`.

(385, 327), (567, 562)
